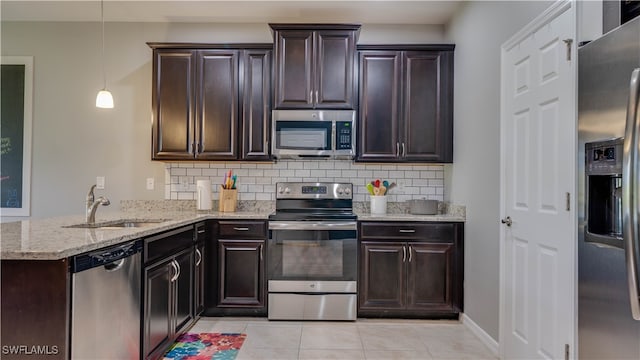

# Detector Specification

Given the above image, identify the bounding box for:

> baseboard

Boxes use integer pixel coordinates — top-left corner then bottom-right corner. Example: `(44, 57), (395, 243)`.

(461, 313), (499, 357)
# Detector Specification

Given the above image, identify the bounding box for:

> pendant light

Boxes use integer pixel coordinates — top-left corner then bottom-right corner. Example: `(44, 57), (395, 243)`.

(96, 0), (114, 108)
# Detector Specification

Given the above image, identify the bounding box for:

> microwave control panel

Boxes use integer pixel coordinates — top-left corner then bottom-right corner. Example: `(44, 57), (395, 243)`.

(336, 121), (353, 150)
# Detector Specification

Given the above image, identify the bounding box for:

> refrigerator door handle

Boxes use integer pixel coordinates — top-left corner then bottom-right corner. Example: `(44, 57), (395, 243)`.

(623, 68), (640, 320)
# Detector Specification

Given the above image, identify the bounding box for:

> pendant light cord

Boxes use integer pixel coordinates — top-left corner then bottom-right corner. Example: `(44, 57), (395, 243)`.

(101, 0), (106, 89)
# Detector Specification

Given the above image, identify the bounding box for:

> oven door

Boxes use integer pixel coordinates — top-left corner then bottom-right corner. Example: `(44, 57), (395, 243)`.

(267, 221), (357, 283)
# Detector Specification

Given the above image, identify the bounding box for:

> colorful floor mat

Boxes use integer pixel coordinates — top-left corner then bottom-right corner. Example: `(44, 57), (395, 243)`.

(163, 333), (247, 360)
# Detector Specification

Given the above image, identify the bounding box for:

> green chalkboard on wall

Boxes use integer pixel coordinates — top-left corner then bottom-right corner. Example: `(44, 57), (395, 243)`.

(1, 57), (32, 217)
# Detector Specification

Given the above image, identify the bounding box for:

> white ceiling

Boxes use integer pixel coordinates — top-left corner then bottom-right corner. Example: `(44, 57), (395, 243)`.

(1, 0), (465, 24)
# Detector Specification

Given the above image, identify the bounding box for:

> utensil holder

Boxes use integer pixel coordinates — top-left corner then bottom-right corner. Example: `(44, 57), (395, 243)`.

(218, 187), (237, 212)
(370, 195), (387, 215)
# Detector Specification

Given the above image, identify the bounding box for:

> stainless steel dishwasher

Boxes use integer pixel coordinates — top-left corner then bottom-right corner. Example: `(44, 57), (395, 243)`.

(71, 240), (142, 359)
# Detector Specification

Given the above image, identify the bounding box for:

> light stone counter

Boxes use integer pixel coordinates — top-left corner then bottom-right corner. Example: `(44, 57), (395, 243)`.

(1, 199), (464, 260)
(0, 210), (271, 261)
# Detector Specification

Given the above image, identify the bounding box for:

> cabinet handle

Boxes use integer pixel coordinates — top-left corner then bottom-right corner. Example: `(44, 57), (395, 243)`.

(409, 245), (413, 262)
(399, 229), (416, 233)
(195, 249), (202, 266)
(197, 229), (206, 234)
(402, 142), (406, 157)
(175, 259), (181, 280)
(170, 260), (179, 282)
(315, 91), (319, 104)
(233, 227), (249, 231)
(260, 244), (264, 261)
(402, 246), (406, 262)
(396, 142), (400, 157)
(310, 91), (313, 103)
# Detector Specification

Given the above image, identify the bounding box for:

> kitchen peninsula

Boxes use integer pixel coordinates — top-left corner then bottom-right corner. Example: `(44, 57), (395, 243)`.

(1, 200), (464, 359)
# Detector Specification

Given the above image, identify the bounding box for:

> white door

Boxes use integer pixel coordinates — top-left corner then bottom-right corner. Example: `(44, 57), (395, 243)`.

(500, 2), (576, 359)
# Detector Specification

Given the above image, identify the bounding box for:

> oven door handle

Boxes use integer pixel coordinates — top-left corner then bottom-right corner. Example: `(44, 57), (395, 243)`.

(269, 221), (357, 231)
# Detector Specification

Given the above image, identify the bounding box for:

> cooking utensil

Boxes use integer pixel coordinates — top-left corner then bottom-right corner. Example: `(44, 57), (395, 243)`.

(374, 179), (380, 188)
(366, 183), (374, 195)
(383, 180), (389, 188)
(379, 185), (387, 195)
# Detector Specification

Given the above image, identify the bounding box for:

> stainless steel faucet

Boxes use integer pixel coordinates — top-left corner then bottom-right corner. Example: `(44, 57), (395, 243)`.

(86, 184), (110, 224)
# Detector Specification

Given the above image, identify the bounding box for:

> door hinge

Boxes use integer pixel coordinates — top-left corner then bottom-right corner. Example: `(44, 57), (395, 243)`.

(563, 39), (573, 61)
(566, 192), (571, 211)
(565, 343), (570, 360)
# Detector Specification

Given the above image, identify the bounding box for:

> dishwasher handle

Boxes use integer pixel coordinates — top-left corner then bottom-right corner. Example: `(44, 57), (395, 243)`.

(72, 240), (143, 273)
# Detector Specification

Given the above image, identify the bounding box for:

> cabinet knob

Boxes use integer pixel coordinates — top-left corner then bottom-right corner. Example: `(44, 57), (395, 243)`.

(501, 216), (513, 227)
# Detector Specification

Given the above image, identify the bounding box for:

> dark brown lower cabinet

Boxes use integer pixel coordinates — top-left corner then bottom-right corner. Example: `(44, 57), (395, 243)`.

(204, 220), (267, 316)
(0, 259), (69, 360)
(218, 239), (264, 307)
(194, 241), (206, 316)
(144, 247), (194, 360)
(358, 222), (463, 318)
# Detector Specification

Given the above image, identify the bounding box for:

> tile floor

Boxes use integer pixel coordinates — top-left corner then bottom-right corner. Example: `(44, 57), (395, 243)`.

(189, 317), (497, 360)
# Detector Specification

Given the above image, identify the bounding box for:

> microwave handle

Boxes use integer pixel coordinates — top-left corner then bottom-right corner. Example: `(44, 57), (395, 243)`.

(332, 121), (337, 151)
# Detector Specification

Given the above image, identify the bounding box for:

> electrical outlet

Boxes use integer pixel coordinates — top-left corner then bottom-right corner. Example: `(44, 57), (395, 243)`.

(180, 176), (189, 191)
(146, 178), (155, 190)
(96, 176), (105, 190)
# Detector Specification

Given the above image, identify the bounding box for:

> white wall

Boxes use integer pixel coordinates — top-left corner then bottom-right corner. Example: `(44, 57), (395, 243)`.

(1, 21), (445, 220)
(444, 0), (552, 342)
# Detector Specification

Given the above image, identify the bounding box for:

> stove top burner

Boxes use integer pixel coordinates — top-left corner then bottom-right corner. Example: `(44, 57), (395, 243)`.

(271, 182), (355, 221)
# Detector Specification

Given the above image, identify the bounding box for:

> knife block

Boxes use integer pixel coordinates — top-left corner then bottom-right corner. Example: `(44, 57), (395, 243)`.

(218, 187), (237, 212)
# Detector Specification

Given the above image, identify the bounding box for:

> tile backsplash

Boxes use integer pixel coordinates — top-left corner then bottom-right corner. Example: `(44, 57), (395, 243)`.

(165, 160), (444, 202)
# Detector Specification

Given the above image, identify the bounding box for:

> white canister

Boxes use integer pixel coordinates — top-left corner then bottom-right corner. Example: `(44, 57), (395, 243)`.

(370, 195), (388, 215)
(196, 180), (212, 211)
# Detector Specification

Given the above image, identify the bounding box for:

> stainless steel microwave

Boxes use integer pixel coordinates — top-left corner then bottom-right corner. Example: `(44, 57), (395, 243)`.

(271, 110), (356, 159)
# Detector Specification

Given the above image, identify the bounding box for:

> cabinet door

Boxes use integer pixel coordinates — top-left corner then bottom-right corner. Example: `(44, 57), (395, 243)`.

(359, 241), (405, 310)
(315, 30), (356, 109)
(144, 260), (173, 360)
(196, 50), (239, 160)
(241, 50), (271, 160)
(406, 242), (454, 311)
(152, 50), (196, 160)
(402, 51), (453, 162)
(274, 30), (314, 109)
(218, 239), (264, 307)
(357, 51), (401, 161)
(194, 242), (205, 316)
(174, 249), (194, 334)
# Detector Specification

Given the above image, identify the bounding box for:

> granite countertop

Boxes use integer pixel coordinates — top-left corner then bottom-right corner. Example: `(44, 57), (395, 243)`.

(0, 210), (271, 261)
(1, 200), (465, 261)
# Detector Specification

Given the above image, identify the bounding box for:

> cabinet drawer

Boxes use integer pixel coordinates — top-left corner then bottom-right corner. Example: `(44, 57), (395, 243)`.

(218, 221), (267, 239)
(359, 222), (455, 243)
(145, 225), (195, 264)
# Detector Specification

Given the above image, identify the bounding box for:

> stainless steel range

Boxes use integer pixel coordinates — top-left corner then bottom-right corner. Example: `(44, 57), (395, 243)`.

(267, 182), (357, 320)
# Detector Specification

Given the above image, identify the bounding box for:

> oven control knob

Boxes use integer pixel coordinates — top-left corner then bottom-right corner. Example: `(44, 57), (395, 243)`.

(284, 187), (291, 194)
(344, 188), (351, 195)
(278, 187), (283, 194)
(337, 188), (344, 195)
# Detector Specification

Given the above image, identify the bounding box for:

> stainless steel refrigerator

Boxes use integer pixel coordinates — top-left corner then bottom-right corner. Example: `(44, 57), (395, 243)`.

(578, 15), (640, 359)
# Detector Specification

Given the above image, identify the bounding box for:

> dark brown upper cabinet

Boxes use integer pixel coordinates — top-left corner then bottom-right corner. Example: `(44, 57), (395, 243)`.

(149, 44), (272, 161)
(270, 24), (360, 110)
(357, 45), (454, 163)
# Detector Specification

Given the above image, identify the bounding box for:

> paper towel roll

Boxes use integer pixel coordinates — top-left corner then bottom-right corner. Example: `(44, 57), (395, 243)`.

(196, 180), (212, 210)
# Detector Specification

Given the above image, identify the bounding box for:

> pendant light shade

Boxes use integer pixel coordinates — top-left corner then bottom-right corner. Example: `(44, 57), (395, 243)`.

(96, 89), (114, 108)
(96, 0), (113, 109)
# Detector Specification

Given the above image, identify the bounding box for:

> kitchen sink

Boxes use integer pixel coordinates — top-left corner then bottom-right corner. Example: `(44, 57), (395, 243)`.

(64, 219), (168, 229)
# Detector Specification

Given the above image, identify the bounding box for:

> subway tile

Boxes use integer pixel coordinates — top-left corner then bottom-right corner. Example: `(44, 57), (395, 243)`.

(334, 162), (351, 169)
(240, 163), (257, 169)
(389, 171), (405, 178)
(187, 168), (202, 176)
(280, 169), (295, 177)
(256, 163), (273, 169)
(178, 163), (194, 168)
(357, 170), (373, 179)
(209, 163), (227, 168)
(363, 164), (381, 170)
(256, 192), (271, 201)
(240, 193), (256, 201)
(178, 192), (194, 200)
(310, 170), (326, 177)
(264, 170), (279, 177)
(303, 162), (319, 169)
(194, 163), (210, 169)
(318, 177), (334, 182)
(295, 169), (311, 177)
(287, 162), (304, 169)
(255, 177), (272, 185)
(171, 168), (187, 176)
(326, 170), (342, 177)
(318, 162), (335, 169)
(342, 170), (357, 177)
(429, 179), (444, 187)
(248, 169), (264, 177)
(287, 177), (303, 182)
(202, 168), (217, 177)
